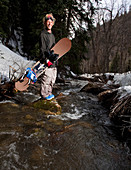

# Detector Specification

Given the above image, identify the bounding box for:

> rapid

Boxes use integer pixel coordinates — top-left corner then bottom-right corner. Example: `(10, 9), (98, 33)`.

(0, 79), (130, 170)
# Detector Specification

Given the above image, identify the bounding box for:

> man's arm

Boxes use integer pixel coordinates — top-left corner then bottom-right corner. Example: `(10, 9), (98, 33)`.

(39, 32), (48, 62)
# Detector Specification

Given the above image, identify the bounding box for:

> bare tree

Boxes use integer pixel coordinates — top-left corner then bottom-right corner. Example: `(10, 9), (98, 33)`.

(82, 0), (131, 73)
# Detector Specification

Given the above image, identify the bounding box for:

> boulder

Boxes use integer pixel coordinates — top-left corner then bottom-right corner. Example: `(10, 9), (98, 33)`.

(80, 82), (110, 95)
(31, 98), (61, 115)
(98, 89), (118, 108)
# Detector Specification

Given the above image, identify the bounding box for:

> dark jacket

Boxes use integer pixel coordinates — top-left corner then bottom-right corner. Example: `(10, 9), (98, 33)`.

(39, 29), (56, 67)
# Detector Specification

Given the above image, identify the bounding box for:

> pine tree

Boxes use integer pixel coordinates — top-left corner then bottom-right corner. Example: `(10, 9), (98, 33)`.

(0, 0), (9, 42)
(0, 0), (99, 74)
(61, 0), (98, 73)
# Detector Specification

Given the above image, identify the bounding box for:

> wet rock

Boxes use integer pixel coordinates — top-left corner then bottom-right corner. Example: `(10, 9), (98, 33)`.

(98, 89), (118, 108)
(30, 99), (62, 115)
(44, 118), (64, 133)
(78, 74), (114, 83)
(35, 121), (45, 127)
(49, 118), (63, 126)
(80, 82), (108, 95)
(64, 121), (94, 130)
(33, 128), (47, 137)
(0, 102), (21, 113)
(30, 145), (44, 164)
(25, 114), (34, 120)
(80, 79), (119, 95)
(55, 92), (67, 100)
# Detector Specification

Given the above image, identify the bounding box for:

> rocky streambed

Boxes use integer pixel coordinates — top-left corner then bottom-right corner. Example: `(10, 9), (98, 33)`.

(0, 74), (131, 169)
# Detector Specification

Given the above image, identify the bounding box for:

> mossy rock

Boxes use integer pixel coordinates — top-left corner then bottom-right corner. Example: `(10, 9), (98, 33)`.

(48, 118), (63, 126)
(31, 99), (61, 114)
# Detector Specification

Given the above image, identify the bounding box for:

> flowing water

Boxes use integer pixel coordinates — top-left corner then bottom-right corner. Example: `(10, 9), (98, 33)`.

(0, 79), (130, 170)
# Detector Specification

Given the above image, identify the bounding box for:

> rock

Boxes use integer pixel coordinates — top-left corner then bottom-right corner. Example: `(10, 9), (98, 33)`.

(80, 82), (108, 95)
(78, 74), (114, 83)
(55, 92), (66, 100)
(49, 118), (63, 126)
(25, 114), (34, 120)
(80, 80), (119, 95)
(30, 98), (62, 115)
(98, 89), (118, 108)
(30, 145), (44, 163)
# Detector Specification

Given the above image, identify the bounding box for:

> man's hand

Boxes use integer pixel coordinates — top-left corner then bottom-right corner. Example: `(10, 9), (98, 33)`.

(46, 59), (53, 67)
(51, 53), (59, 62)
(46, 50), (59, 62)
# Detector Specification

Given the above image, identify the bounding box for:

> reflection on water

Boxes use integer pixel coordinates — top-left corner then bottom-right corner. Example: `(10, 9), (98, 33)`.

(0, 80), (130, 169)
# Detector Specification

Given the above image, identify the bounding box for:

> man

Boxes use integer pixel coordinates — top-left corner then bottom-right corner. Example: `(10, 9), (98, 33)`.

(39, 13), (58, 100)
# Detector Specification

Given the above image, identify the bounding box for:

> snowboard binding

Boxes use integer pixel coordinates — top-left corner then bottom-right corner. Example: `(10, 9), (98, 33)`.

(15, 38), (72, 91)
(21, 67), (37, 84)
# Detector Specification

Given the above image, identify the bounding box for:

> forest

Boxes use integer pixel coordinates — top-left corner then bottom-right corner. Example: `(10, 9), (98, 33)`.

(0, 1), (131, 167)
(0, 0), (131, 74)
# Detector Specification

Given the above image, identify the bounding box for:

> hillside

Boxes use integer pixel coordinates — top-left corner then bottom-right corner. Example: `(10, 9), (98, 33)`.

(80, 11), (131, 73)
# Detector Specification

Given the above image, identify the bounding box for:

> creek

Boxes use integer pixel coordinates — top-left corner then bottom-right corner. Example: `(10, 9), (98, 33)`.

(0, 79), (130, 170)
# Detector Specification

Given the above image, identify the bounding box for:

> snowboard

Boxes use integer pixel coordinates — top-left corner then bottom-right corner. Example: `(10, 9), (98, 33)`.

(15, 38), (71, 91)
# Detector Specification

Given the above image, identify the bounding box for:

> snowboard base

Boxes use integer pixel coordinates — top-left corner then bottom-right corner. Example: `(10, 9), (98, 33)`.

(15, 77), (29, 91)
(15, 38), (71, 91)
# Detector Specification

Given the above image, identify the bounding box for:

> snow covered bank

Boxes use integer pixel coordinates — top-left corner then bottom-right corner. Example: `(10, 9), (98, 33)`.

(106, 72), (131, 98)
(79, 71), (131, 143)
(0, 42), (34, 81)
(79, 72), (131, 86)
(79, 72), (131, 98)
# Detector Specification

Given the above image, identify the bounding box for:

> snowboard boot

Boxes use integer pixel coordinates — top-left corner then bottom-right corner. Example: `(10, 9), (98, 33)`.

(45, 94), (54, 100)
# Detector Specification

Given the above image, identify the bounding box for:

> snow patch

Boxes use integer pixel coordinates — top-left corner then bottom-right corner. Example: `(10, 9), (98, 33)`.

(117, 86), (131, 99)
(113, 72), (131, 86)
(0, 42), (34, 81)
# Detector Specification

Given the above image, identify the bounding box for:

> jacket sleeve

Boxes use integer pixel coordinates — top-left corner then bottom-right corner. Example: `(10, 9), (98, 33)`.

(39, 32), (48, 61)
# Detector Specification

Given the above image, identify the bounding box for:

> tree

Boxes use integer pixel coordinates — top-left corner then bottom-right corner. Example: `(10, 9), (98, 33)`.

(0, 0), (99, 74)
(61, 0), (99, 73)
(0, 0), (22, 53)
(82, 0), (131, 73)
(0, 0), (9, 42)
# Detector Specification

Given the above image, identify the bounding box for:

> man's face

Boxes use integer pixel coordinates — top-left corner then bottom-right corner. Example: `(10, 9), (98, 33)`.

(46, 19), (53, 30)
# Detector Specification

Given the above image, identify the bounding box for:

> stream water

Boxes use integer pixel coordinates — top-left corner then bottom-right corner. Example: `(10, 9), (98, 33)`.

(0, 79), (130, 170)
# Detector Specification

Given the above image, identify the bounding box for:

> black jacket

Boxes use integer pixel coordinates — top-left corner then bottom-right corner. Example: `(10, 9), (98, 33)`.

(39, 29), (56, 67)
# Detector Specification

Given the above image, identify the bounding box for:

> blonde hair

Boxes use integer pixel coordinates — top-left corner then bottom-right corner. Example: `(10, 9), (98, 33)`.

(43, 13), (56, 25)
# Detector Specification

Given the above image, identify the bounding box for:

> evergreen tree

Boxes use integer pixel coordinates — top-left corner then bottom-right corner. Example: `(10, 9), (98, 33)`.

(0, 0), (9, 42)
(0, 0), (21, 50)
(0, 0), (99, 73)
(62, 0), (98, 73)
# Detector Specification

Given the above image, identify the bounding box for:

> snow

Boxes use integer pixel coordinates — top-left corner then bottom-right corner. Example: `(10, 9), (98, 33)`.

(107, 72), (131, 99)
(113, 72), (131, 86)
(118, 86), (131, 99)
(79, 71), (131, 99)
(0, 42), (131, 99)
(0, 42), (34, 81)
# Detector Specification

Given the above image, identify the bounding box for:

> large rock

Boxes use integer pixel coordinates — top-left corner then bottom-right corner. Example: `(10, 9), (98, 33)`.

(31, 99), (62, 115)
(98, 89), (118, 108)
(80, 82), (114, 95)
